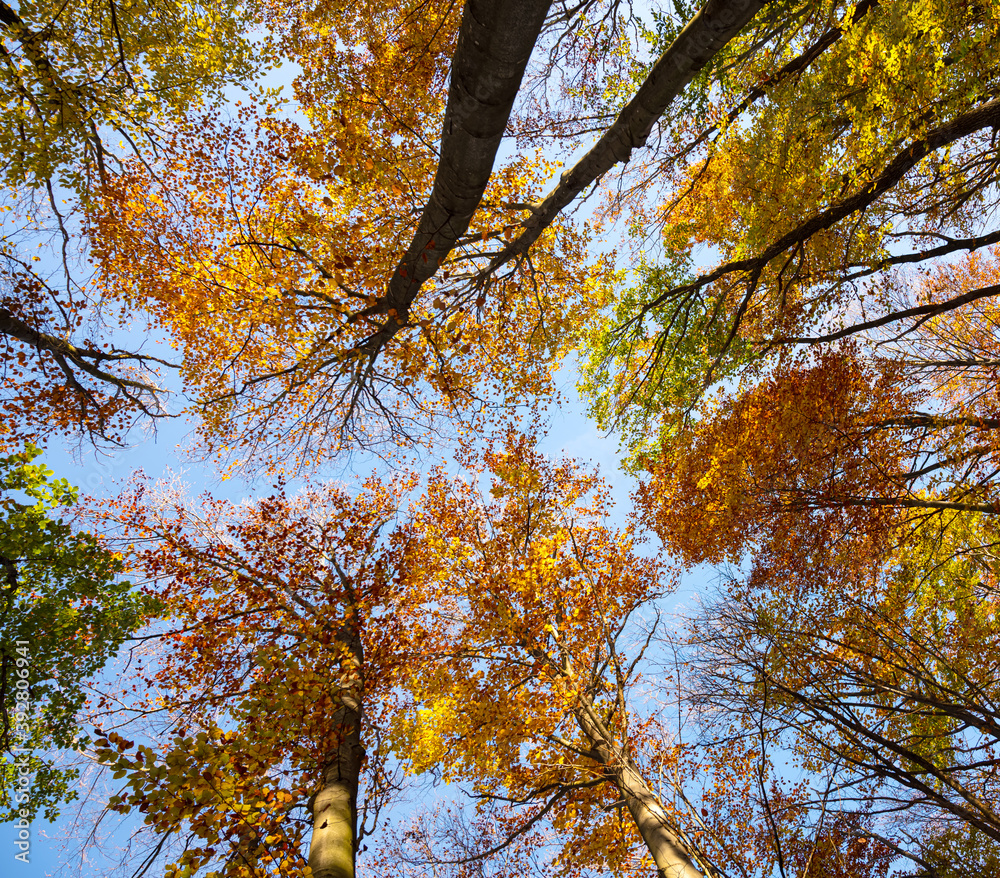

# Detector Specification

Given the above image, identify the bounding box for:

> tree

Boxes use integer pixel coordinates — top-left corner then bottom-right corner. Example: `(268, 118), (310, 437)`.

(629, 267), (1000, 873)
(85, 0), (613, 467)
(93, 473), (435, 878)
(0, 0), (261, 194)
(80, 0), (783, 468)
(24, 0), (1000, 875)
(0, 0), (266, 448)
(0, 444), (149, 823)
(559, 5), (1000, 868)
(390, 433), (718, 878)
(388, 432), (908, 878)
(24, 0), (1000, 462)
(680, 502), (1000, 876)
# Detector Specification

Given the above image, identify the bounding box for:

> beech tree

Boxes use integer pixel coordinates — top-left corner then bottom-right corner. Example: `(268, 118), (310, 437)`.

(91, 437), (742, 878)
(93, 474), (428, 878)
(87, 433), (922, 878)
(584, 0), (1000, 443)
(394, 434), (709, 878)
(86, 0), (604, 465)
(690, 518), (1000, 876)
(631, 286), (1000, 873)
(545, 4), (1000, 869)
(390, 433), (920, 878)
(79, 0), (781, 468)
(0, 444), (148, 823)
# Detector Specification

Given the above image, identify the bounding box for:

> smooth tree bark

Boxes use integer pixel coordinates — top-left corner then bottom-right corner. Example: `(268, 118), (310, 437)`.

(359, 0), (762, 355)
(360, 0), (554, 354)
(573, 695), (706, 878)
(308, 597), (366, 878)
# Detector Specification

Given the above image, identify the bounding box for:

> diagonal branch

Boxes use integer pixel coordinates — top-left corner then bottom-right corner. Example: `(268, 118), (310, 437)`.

(356, 0), (555, 356)
(776, 281), (1000, 345)
(0, 305), (170, 395)
(637, 95), (1000, 324)
(348, 0), (764, 372)
(489, 0), (765, 272)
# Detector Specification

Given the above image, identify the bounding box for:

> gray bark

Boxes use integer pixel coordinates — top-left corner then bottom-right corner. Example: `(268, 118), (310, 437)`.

(308, 623), (365, 878)
(361, 0), (554, 352)
(574, 700), (705, 878)
(346, 0), (764, 385)
(489, 0), (765, 272)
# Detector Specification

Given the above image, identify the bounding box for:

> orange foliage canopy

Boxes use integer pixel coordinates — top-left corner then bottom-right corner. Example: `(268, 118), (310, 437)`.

(634, 251), (1000, 873)
(639, 351), (911, 570)
(394, 433), (716, 877)
(92, 473), (425, 878)
(85, 0), (612, 471)
(641, 251), (1000, 583)
(89, 433), (763, 878)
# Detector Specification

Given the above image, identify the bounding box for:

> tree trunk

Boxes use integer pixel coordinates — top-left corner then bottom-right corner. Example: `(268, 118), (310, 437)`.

(574, 702), (704, 878)
(363, 0), (553, 351)
(308, 621), (365, 878)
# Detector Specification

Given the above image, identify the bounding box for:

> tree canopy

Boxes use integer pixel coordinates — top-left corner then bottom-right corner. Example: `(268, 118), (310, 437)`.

(0, 444), (149, 823)
(6, 0), (1000, 876)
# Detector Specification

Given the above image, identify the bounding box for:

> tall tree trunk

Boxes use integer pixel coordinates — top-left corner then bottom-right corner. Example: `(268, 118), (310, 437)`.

(574, 701), (705, 878)
(362, 0), (553, 351)
(308, 620), (365, 878)
(358, 0), (761, 357)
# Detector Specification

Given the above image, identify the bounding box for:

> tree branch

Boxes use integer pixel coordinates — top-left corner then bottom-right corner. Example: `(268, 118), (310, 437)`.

(489, 0), (765, 273)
